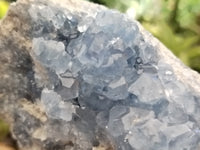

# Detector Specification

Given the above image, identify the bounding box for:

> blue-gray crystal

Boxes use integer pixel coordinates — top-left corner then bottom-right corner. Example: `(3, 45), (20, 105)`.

(29, 1), (200, 150)
(0, 0), (200, 150)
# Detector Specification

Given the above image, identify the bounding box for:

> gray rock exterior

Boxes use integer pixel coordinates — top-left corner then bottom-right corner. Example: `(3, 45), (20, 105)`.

(0, 0), (200, 150)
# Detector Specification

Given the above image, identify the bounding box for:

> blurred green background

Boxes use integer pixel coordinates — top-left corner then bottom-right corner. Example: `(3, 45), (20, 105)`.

(0, 0), (200, 142)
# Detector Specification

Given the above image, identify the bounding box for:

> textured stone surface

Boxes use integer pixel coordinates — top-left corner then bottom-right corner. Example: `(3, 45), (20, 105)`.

(1, 0), (200, 150)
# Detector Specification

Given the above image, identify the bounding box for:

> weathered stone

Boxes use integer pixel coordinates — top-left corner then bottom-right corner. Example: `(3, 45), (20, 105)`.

(0, 0), (200, 150)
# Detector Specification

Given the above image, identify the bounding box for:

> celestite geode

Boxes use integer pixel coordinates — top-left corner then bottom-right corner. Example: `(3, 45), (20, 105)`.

(0, 0), (200, 150)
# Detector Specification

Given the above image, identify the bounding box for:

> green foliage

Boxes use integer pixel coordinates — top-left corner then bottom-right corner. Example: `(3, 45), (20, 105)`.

(140, 0), (200, 72)
(88, 0), (129, 12)
(177, 0), (200, 34)
(143, 22), (200, 70)
(0, 119), (9, 141)
(0, 0), (10, 141)
(0, 0), (9, 19)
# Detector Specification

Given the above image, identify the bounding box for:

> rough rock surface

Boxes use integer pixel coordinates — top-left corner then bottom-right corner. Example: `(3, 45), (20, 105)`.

(0, 0), (200, 150)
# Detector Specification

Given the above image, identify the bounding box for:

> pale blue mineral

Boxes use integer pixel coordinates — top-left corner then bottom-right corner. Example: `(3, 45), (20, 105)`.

(27, 1), (200, 149)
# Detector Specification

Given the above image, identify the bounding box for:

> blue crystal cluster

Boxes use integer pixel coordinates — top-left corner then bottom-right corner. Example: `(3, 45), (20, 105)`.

(29, 2), (200, 150)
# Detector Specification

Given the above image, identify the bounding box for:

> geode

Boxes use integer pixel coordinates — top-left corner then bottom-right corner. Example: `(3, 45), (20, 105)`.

(0, 0), (200, 150)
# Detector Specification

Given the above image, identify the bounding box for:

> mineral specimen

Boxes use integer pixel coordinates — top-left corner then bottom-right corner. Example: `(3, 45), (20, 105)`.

(0, 0), (200, 150)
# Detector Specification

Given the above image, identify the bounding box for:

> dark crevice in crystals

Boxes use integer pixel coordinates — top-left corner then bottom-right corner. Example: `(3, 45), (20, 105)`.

(56, 30), (70, 43)
(71, 97), (81, 107)
(56, 20), (80, 51)
(134, 57), (143, 74)
(26, 70), (42, 102)
(135, 57), (143, 64)
(56, 29), (80, 48)
(127, 56), (136, 68)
